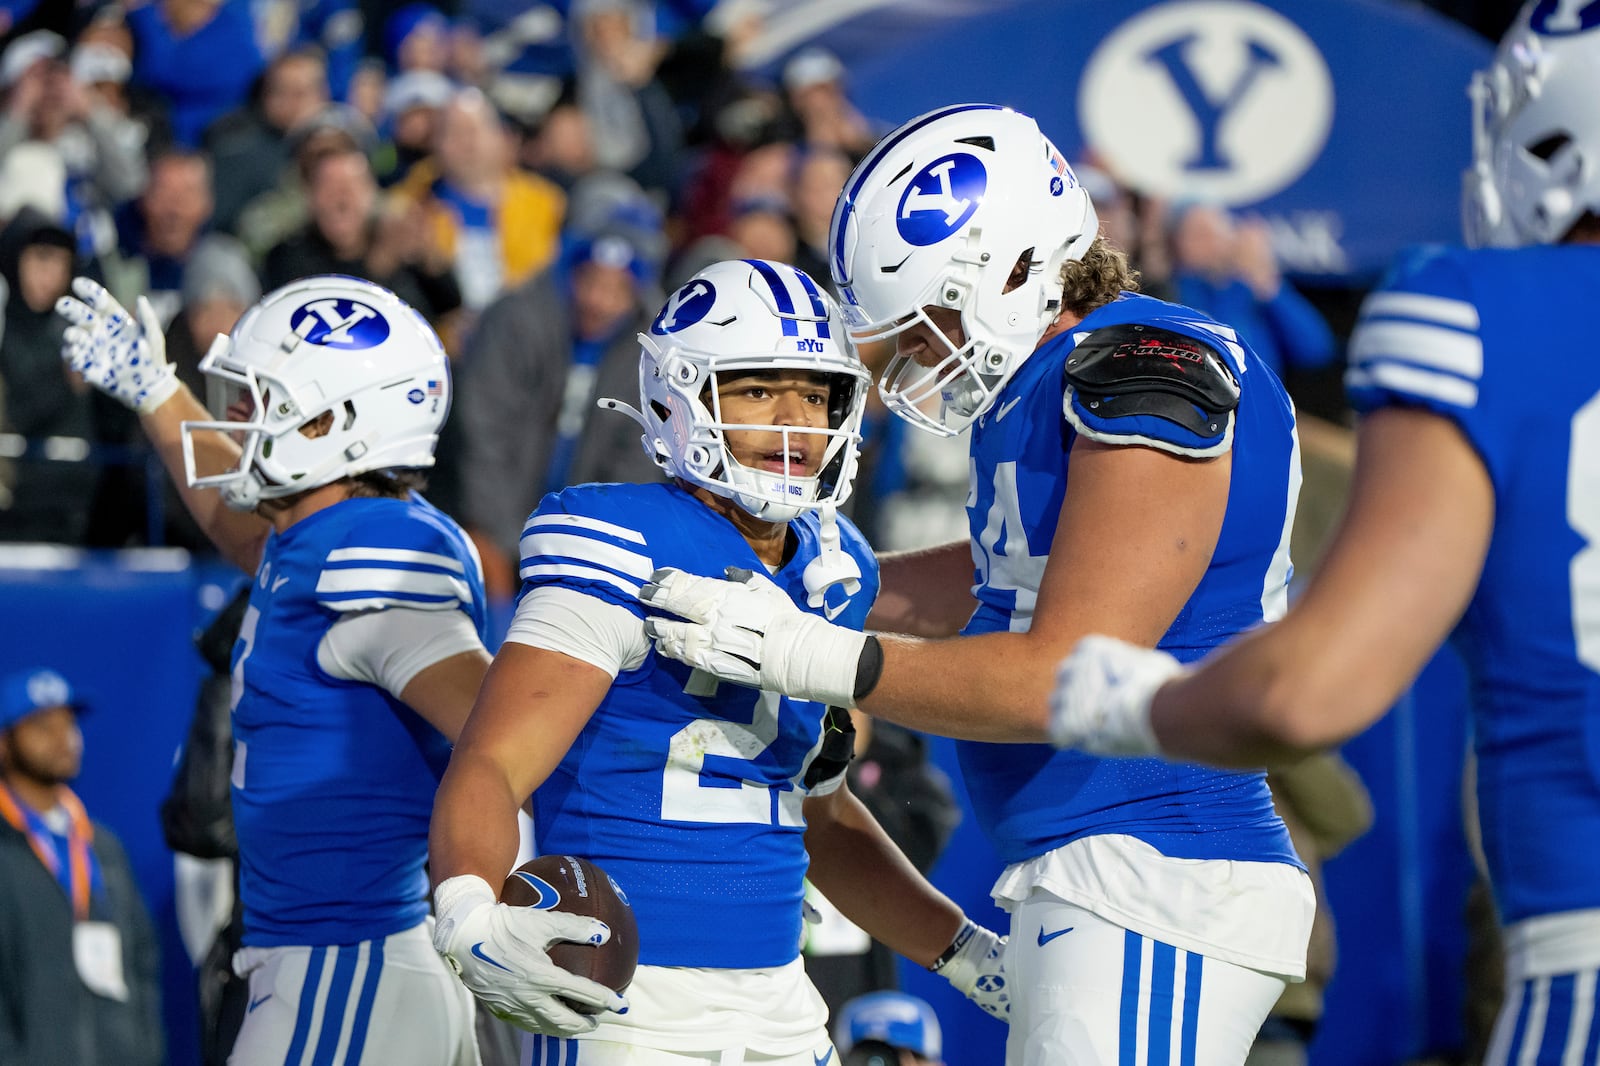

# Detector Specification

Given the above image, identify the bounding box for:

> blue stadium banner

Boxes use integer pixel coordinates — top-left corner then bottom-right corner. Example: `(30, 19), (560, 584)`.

(835, 0), (1493, 281)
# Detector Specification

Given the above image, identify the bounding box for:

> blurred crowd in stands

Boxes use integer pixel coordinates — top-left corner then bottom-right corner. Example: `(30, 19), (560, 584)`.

(0, 0), (1353, 598)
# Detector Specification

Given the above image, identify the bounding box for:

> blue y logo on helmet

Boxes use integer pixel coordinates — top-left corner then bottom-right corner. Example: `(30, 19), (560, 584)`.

(652, 280), (717, 333)
(1528, 0), (1600, 34)
(506, 871), (562, 910)
(896, 153), (986, 246)
(291, 298), (391, 349)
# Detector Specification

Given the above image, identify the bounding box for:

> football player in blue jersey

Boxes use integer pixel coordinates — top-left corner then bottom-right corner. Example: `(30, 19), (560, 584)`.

(55, 275), (620, 1063)
(428, 259), (1009, 1062)
(1047, 5), (1600, 1063)
(640, 109), (1314, 1063)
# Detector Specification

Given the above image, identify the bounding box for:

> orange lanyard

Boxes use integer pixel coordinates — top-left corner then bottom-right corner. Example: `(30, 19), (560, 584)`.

(0, 782), (94, 921)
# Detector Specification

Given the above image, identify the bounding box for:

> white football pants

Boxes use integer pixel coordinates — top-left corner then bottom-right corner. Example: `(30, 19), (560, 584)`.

(228, 920), (479, 1066)
(1006, 895), (1287, 1066)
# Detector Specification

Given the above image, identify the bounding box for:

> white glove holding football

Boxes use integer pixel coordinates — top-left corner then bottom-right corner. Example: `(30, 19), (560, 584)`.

(641, 566), (865, 707)
(433, 875), (627, 1035)
(1048, 635), (1185, 756)
(933, 920), (1010, 1023)
(56, 277), (179, 414)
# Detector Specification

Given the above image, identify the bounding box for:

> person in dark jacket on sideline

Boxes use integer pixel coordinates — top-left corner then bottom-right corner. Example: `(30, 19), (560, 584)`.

(0, 667), (163, 1066)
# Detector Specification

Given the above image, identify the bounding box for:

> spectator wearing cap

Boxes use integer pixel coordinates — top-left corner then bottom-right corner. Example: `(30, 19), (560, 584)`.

(126, 0), (265, 148)
(391, 87), (565, 313)
(386, 2), (451, 75)
(204, 48), (330, 235)
(834, 991), (945, 1066)
(0, 668), (163, 1066)
(776, 45), (879, 159)
(447, 225), (663, 597)
(373, 68), (454, 187)
(0, 31), (149, 252)
(0, 206), (97, 544)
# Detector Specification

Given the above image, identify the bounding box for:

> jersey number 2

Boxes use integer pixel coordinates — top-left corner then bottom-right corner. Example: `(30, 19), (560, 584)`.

(660, 690), (807, 827)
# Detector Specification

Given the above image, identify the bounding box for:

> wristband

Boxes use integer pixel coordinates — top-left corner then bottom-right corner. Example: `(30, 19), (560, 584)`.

(853, 635), (884, 702)
(928, 918), (977, 973)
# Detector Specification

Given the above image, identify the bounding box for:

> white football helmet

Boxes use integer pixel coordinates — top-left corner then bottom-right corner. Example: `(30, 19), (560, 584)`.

(600, 259), (870, 523)
(829, 103), (1097, 435)
(1463, 2), (1600, 247)
(180, 275), (450, 510)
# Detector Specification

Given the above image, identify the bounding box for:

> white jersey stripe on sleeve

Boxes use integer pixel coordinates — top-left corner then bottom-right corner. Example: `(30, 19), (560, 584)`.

(315, 567), (472, 601)
(325, 547), (466, 573)
(518, 562), (643, 598)
(1345, 363), (1480, 408)
(520, 513), (647, 545)
(1361, 291), (1481, 330)
(519, 532), (653, 581)
(316, 594), (459, 612)
(1349, 321), (1484, 379)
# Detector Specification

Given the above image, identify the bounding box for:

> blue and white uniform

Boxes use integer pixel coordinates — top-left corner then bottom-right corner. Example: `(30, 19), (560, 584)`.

(229, 493), (485, 1066)
(965, 293), (1315, 1063)
(505, 481), (875, 1058)
(1347, 244), (1600, 1064)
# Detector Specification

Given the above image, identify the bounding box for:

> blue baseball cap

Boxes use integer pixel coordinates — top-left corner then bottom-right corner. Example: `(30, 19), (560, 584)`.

(834, 991), (942, 1060)
(0, 669), (85, 731)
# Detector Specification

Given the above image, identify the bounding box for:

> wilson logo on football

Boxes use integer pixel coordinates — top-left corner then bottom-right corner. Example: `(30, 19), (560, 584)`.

(290, 298), (392, 349)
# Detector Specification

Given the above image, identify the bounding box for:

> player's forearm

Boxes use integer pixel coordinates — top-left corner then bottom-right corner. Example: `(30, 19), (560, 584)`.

(429, 750), (525, 892)
(1148, 618), (1384, 768)
(141, 388), (269, 572)
(868, 539), (976, 638)
(860, 630), (1055, 742)
(802, 789), (964, 968)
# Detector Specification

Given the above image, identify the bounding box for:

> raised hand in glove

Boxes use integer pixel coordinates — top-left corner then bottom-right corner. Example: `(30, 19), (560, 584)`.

(641, 566), (870, 708)
(56, 277), (179, 414)
(1048, 635), (1184, 755)
(433, 875), (627, 1035)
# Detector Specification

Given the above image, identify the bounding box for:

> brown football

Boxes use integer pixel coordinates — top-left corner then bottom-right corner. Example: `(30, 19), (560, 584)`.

(500, 855), (638, 1006)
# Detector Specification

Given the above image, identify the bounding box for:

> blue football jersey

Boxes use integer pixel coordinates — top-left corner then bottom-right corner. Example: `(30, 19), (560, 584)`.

(231, 494), (488, 947)
(517, 482), (878, 969)
(960, 293), (1301, 868)
(1347, 244), (1600, 925)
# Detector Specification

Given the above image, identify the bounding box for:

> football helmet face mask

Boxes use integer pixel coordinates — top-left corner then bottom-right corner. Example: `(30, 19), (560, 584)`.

(601, 259), (870, 523)
(1463, 3), (1600, 248)
(830, 103), (1097, 436)
(180, 275), (450, 510)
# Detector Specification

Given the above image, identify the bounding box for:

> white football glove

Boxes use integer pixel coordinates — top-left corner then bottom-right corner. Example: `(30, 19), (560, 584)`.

(433, 875), (627, 1035)
(56, 277), (179, 414)
(641, 567), (866, 708)
(932, 920), (1010, 1023)
(1048, 635), (1185, 756)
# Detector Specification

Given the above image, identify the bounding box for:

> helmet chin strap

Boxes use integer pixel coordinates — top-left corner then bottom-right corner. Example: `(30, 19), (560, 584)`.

(802, 502), (862, 612)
